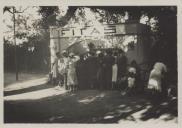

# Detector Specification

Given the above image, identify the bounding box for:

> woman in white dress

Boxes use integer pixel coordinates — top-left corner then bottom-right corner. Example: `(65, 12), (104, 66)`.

(112, 58), (118, 89)
(147, 62), (167, 101)
(148, 62), (167, 91)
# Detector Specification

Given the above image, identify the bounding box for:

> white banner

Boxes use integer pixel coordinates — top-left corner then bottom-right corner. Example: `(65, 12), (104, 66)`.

(50, 23), (146, 38)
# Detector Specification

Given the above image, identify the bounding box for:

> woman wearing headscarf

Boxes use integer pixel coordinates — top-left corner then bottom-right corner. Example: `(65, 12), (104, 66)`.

(147, 62), (167, 101)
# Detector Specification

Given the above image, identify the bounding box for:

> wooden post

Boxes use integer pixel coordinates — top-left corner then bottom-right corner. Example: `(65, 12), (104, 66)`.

(13, 7), (18, 81)
(57, 29), (60, 52)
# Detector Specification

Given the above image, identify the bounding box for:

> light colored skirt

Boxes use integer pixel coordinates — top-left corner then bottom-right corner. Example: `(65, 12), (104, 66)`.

(128, 77), (136, 88)
(147, 69), (162, 92)
(52, 64), (58, 78)
(112, 64), (118, 82)
(67, 69), (78, 86)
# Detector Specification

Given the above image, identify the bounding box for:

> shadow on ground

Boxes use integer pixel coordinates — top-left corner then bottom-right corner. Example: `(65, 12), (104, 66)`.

(4, 84), (177, 123)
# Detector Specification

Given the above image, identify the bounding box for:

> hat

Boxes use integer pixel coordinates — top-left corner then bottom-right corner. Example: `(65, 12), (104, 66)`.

(62, 50), (68, 57)
(96, 50), (101, 55)
(69, 52), (74, 57)
(62, 50), (66, 54)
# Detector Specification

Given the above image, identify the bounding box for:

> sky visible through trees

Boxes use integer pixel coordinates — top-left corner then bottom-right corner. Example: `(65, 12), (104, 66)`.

(4, 6), (175, 45)
(3, 6), (177, 73)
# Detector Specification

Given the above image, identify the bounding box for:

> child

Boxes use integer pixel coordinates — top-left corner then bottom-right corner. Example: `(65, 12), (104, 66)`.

(124, 60), (137, 96)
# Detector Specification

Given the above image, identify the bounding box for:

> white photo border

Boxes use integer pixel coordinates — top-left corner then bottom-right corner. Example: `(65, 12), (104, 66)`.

(0, 0), (181, 128)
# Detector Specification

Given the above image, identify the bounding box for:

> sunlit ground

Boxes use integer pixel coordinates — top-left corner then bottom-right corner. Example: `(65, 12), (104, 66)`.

(4, 72), (47, 88)
(4, 77), (48, 92)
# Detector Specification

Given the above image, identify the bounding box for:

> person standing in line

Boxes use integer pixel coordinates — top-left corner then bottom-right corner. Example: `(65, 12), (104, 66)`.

(56, 52), (64, 88)
(57, 51), (70, 89)
(67, 53), (78, 92)
(51, 52), (59, 86)
(61, 51), (69, 90)
(147, 62), (167, 102)
(112, 57), (118, 89)
(76, 54), (86, 90)
(103, 49), (115, 90)
(96, 51), (105, 90)
(86, 51), (98, 89)
(117, 49), (128, 90)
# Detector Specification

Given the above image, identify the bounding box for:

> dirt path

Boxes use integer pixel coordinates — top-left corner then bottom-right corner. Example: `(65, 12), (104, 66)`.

(4, 72), (47, 87)
(4, 87), (177, 124)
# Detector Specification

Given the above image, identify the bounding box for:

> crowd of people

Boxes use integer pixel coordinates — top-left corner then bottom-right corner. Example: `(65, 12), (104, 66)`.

(49, 48), (170, 99)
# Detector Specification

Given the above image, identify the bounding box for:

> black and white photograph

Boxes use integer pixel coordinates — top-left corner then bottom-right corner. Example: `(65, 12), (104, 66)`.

(2, 1), (181, 127)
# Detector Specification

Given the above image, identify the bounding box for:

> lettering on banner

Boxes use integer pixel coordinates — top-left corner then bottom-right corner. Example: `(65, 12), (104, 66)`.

(53, 24), (137, 37)
(80, 28), (86, 35)
(104, 25), (116, 35)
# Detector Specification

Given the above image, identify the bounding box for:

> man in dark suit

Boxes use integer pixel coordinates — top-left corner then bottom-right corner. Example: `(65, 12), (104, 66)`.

(86, 51), (98, 89)
(117, 50), (128, 89)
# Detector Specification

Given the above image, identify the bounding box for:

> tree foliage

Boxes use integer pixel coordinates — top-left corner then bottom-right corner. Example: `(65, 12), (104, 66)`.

(38, 6), (59, 28)
(60, 6), (176, 70)
(3, 6), (177, 72)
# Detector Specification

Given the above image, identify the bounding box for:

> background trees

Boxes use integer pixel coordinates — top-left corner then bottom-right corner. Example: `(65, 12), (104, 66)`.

(3, 6), (177, 80)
